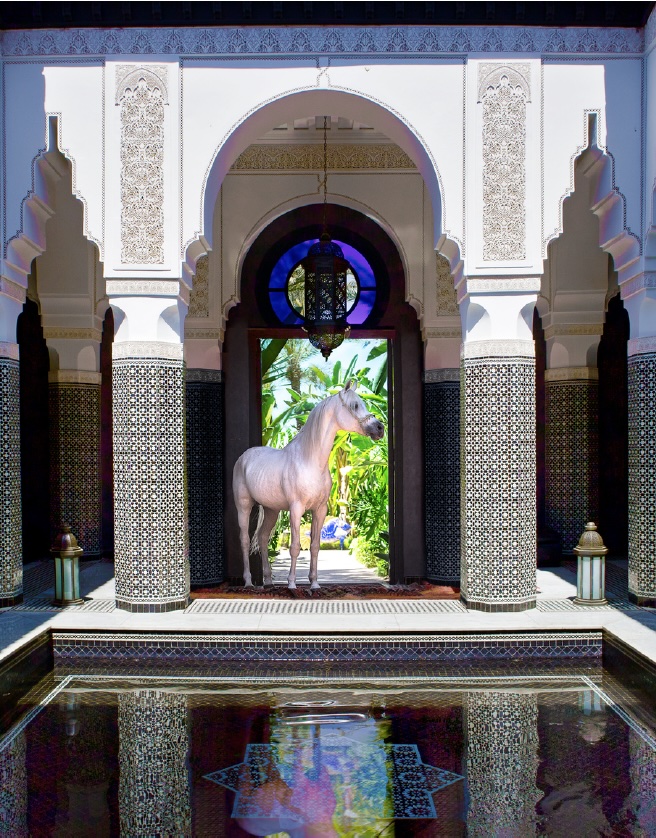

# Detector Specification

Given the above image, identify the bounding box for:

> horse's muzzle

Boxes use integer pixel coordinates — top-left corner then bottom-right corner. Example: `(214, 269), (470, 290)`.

(368, 420), (385, 441)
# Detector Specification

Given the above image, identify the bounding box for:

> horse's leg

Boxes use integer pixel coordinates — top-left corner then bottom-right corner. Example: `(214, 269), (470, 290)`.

(309, 503), (328, 590)
(287, 502), (304, 590)
(258, 507), (279, 587)
(237, 503), (254, 587)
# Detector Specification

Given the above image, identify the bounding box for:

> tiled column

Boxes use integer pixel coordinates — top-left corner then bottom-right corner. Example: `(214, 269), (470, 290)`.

(0, 732), (27, 836)
(461, 340), (536, 611)
(186, 369), (224, 586)
(627, 726), (656, 830)
(0, 341), (23, 606)
(118, 690), (191, 836)
(627, 339), (656, 606)
(465, 691), (540, 837)
(48, 371), (102, 556)
(545, 368), (599, 554)
(113, 341), (189, 612)
(424, 368), (460, 583)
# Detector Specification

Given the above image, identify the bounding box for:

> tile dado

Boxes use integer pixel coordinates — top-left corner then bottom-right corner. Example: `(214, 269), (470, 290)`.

(52, 631), (603, 662)
(0, 356), (22, 606)
(424, 380), (460, 582)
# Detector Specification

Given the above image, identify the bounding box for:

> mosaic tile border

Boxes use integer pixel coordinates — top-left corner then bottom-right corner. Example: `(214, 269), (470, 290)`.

(51, 630), (603, 663)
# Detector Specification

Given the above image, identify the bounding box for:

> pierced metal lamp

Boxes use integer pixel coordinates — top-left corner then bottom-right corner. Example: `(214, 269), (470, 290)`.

(297, 116), (357, 359)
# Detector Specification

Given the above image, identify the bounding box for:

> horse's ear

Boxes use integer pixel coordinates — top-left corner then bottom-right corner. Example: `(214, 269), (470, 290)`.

(344, 379), (352, 391)
(344, 379), (358, 392)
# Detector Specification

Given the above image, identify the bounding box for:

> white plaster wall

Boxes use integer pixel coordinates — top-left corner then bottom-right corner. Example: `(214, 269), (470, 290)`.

(213, 169), (428, 329)
(43, 64), (104, 254)
(179, 59), (464, 262)
(645, 41), (656, 264)
(542, 60), (642, 261)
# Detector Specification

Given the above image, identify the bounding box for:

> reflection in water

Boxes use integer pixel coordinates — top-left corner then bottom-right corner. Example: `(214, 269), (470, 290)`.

(629, 727), (656, 835)
(0, 731), (27, 837)
(205, 708), (463, 836)
(465, 691), (540, 838)
(118, 689), (191, 837)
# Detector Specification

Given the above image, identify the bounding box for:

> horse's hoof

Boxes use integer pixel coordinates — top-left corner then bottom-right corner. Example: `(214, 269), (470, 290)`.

(310, 583), (320, 591)
(243, 580), (253, 588)
(287, 583), (297, 590)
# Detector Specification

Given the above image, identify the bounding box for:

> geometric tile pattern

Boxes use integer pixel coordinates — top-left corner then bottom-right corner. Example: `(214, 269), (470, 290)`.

(628, 727), (656, 830)
(186, 599), (468, 615)
(424, 381), (460, 582)
(204, 740), (463, 822)
(461, 354), (536, 610)
(48, 383), (102, 556)
(628, 352), (656, 603)
(186, 372), (224, 585)
(0, 731), (27, 836)
(0, 357), (22, 604)
(545, 380), (599, 554)
(465, 691), (540, 837)
(112, 356), (190, 611)
(118, 690), (191, 836)
(52, 630), (603, 663)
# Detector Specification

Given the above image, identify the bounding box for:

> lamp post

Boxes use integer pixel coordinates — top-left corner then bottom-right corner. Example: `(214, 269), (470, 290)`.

(573, 522), (608, 606)
(51, 524), (84, 605)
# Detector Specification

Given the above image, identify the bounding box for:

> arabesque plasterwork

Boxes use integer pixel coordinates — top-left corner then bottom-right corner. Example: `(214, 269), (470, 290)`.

(232, 144), (416, 171)
(436, 253), (459, 316)
(116, 65), (167, 265)
(188, 255), (209, 318)
(480, 64), (529, 262)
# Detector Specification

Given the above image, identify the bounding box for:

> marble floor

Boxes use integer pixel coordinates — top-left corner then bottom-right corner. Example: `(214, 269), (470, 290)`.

(1, 558), (656, 670)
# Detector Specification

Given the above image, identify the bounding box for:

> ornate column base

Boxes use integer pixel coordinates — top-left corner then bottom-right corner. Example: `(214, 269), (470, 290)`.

(186, 369), (224, 586)
(545, 369), (599, 555)
(0, 344), (23, 606)
(460, 341), (536, 612)
(628, 347), (656, 606)
(48, 371), (102, 557)
(113, 342), (190, 612)
(424, 369), (460, 583)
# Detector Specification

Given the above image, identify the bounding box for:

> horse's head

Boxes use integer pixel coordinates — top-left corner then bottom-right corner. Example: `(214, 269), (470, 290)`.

(336, 380), (385, 441)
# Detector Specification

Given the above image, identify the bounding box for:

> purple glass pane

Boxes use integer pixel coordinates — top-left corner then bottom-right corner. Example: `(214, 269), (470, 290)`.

(348, 290), (376, 324)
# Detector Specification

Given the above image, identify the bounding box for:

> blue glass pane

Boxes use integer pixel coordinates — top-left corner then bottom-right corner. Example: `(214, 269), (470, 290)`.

(270, 291), (303, 325)
(270, 240), (315, 289)
(269, 238), (377, 325)
(349, 290), (376, 324)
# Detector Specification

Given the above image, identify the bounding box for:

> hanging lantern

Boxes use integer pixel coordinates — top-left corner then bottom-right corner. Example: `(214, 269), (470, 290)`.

(293, 116), (358, 360)
(301, 232), (352, 359)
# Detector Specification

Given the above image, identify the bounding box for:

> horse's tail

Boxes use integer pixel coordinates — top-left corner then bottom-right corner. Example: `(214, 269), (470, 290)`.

(249, 505), (265, 554)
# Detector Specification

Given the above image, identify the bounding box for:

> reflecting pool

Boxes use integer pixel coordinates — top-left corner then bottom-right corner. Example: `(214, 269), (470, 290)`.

(1, 672), (656, 836)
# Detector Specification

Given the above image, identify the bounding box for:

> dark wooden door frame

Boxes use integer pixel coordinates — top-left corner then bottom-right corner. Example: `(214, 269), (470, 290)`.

(222, 204), (424, 584)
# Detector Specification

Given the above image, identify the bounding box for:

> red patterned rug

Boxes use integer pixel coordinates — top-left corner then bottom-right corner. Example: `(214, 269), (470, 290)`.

(190, 580), (460, 600)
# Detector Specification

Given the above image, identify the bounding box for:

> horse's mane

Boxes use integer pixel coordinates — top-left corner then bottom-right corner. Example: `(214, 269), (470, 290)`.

(286, 392), (340, 455)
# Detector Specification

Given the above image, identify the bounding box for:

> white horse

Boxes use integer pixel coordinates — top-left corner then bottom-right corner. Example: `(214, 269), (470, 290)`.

(233, 381), (385, 589)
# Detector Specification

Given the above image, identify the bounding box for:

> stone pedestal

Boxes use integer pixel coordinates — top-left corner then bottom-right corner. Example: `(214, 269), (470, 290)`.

(48, 371), (102, 556)
(465, 691), (540, 837)
(0, 342), (23, 607)
(186, 369), (224, 586)
(627, 345), (656, 606)
(424, 368), (460, 583)
(460, 340), (536, 611)
(113, 341), (189, 612)
(545, 369), (599, 554)
(118, 690), (191, 836)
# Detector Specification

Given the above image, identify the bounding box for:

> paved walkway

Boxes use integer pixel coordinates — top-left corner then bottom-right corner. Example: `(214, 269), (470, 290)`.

(271, 549), (385, 585)
(2, 558), (656, 672)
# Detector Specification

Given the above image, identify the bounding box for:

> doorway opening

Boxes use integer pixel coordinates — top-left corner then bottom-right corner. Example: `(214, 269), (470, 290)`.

(260, 336), (390, 583)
